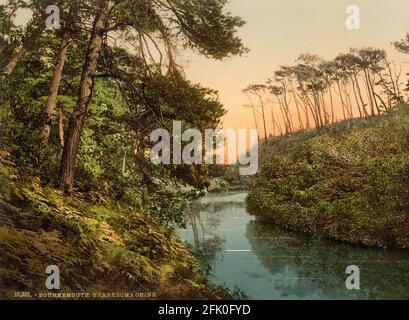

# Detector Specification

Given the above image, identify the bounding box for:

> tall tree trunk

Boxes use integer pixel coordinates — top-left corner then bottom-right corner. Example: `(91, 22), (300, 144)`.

(258, 97), (268, 139)
(59, 0), (110, 193)
(251, 105), (258, 133)
(250, 104), (260, 141)
(320, 91), (329, 124)
(2, 47), (28, 77)
(363, 69), (375, 115)
(353, 74), (368, 117)
(57, 102), (65, 147)
(368, 73), (381, 114)
(272, 109), (283, 136)
(1, 19), (45, 105)
(277, 97), (288, 134)
(270, 104), (276, 136)
(293, 92), (304, 130)
(260, 103), (268, 139)
(350, 76), (363, 118)
(40, 1), (80, 143)
(304, 93), (318, 128)
(373, 91), (387, 112)
(272, 98), (284, 135)
(341, 84), (353, 119)
(289, 80), (303, 129)
(336, 81), (347, 120)
(313, 91), (323, 128)
(40, 31), (71, 143)
(384, 59), (400, 102)
(295, 90), (310, 129)
(282, 92), (293, 133)
(328, 84), (335, 124)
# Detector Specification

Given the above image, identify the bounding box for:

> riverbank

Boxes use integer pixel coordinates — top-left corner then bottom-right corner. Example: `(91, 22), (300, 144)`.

(247, 104), (409, 249)
(178, 192), (409, 299)
(0, 159), (228, 299)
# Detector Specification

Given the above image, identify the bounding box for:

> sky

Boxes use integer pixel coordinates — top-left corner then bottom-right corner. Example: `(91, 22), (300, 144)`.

(3, 0), (409, 133)
(179, 0), (409, 131)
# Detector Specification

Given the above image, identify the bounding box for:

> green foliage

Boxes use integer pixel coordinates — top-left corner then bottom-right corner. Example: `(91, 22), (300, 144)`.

(0, 0), (244, 299)
(0, 161), (225, 298)
(248, 104), (409, 248)
(0, 73), (60, 180)
(170, 0), (248, 59)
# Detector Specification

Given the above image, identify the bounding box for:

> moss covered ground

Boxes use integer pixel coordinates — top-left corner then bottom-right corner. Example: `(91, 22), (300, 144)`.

(0, 157), (228, 299)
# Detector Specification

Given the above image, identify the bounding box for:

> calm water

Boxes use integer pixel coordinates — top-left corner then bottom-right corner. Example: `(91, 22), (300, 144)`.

(177, 192), (409, 300)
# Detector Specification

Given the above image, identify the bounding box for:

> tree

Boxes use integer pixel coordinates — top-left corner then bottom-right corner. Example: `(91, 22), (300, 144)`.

(294, 54), (327, 128)
(40, 0), (83, 144)
(59, 0), (247, 192)
(243, 103), (260, 138)
(335, 53), (367, 118)
(243, 84), (268, 139)
(394, 33), (409, 95)
(1, 0), (58, 77)
(394, 33), (409, 54)
(269, 66), (296, 132)
(268, 84), (291, 134)
(59, 0), (111, 192)
(0, 2), (18, 71)
(319, 61), (339, 123)
(352, 48), (386, 115)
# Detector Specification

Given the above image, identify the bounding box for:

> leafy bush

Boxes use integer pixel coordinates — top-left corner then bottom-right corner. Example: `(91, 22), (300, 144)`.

(0, 161), (226, 299)
(248, 104), (409, 248)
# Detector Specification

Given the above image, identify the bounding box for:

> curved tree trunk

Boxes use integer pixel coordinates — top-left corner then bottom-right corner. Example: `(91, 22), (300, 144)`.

(328, 84), (335, 124)
(40, 31), (71, 143)
(57, 102), (65, 148)
(258, 97), (268, 139)
(363, 69), (375, 115)
(40, 1), (80, 143)
(353, 74), (368, 117)
(2, 47), (28, 77)
(350, 76), (363, 118)
(336, 81), (347, 120)
(2, 19), (45, 77)
(59, 0), (110, 193)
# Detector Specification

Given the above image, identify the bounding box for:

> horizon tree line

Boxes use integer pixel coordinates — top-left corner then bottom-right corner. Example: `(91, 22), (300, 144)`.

(244, 40), (409, 138)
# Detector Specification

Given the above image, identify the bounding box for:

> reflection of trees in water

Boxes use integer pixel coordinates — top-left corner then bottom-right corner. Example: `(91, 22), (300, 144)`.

(246, 220), (409, 299)
(183, 201), (225, 272)
(196, 201), (246, 215)
(184, 200), (246, 243)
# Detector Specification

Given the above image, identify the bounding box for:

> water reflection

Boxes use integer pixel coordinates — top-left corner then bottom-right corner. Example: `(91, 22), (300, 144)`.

(177, 193), (409, 300)
(246, 221), (409, 299)
(181, 196), (246, 270)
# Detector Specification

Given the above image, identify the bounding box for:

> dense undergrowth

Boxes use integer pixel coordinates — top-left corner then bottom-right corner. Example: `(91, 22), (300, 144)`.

(0, 157), (228, 299)
(247, 104), (409, 249)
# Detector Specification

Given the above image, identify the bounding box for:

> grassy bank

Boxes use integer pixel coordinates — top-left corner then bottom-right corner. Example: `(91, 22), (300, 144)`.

(0, 158), (228, 299)
(247, 104), (409, 249)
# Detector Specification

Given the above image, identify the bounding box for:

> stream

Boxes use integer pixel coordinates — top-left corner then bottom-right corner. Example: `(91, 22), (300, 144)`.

(177, 192), (409, 300)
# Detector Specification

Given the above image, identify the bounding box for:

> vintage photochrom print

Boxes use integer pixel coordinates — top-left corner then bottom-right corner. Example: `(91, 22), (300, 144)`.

(0, 0), (409, 312)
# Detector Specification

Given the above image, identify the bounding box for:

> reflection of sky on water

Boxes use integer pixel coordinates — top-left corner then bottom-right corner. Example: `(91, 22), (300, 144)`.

(177, 192), (409, 300)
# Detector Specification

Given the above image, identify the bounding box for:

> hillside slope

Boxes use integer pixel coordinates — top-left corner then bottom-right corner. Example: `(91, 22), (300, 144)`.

(248, 104), (409, 249)
(0, 156), (227, 299)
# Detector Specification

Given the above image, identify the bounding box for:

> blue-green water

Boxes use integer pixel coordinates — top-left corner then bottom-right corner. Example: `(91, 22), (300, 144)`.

(177, 192), (409, 300)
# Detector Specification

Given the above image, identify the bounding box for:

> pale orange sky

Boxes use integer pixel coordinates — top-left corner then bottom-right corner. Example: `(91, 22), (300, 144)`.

(4, 0), (409, 133)
(180, 0), (409, 131)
